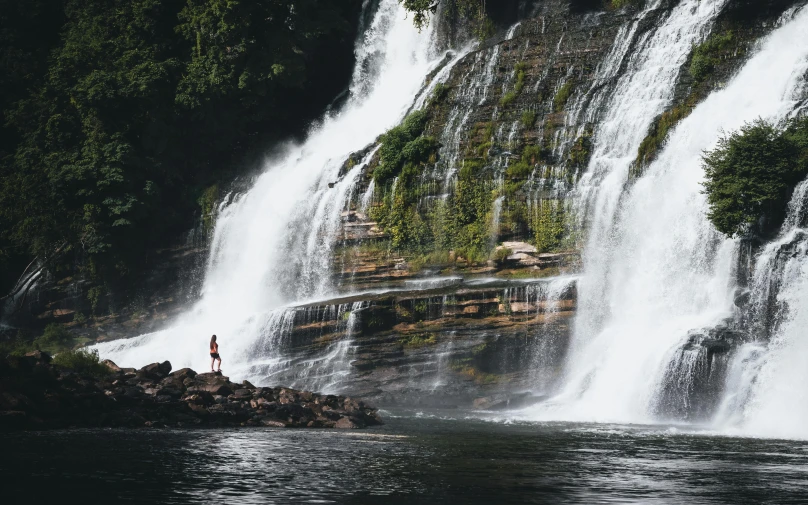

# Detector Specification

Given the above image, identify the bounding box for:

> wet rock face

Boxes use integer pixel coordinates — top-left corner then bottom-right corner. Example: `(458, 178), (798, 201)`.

(250, 277), (576, 408)
(652, 324), (751, 422)
(0, 355), (382, 432)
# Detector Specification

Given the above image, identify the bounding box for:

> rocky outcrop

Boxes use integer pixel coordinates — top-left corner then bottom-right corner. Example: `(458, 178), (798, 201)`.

(253, 276), (576, 407)
(0, 352), (382, 431)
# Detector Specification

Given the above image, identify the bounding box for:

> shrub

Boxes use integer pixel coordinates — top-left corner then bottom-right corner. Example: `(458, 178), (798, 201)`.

(34, 323), (73, 352)
(531, 200), (569, 253)
(499, 91), (517, 108)
(494, 247), (513, 262)
(430, 82), (449, 107)
(702, 117), (808, 238)
(522, 110), (537, 129)
(553, 81), (574, 112)
(374, 110), (435, 184)
(52, 348), (110, 377)
(689, 31), (735, 82)
(506, 161), (532, 179)
(400, 333), (437, 348)
(514, 62), (527, 94)
(569, 132), (592, 169)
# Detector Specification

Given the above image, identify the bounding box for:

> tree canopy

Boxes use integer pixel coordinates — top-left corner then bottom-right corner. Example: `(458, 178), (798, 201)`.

(0, 0), (362, 293)
(702, 117), (808, 238)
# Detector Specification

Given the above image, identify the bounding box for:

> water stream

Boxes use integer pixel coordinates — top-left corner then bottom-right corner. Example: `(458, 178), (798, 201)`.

(529, 3), (808, 426)
(95, 0), (448, 379)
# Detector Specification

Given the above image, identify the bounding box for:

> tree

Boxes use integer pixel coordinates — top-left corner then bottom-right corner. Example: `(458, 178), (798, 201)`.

(0, 0), (363, 296)
(702, 118), (808, 238)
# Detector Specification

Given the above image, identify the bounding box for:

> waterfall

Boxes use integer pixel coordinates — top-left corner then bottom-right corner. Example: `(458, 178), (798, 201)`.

(721, 181), (808, 437)
(531, 3), (808, 424)
(94, 0), (447, 374)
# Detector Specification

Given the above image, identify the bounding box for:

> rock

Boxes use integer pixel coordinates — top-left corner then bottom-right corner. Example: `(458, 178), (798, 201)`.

(0, 354), (382, 431)
(233, 389), (252, 399)
(335, 417), (359, 429)
(24, 350), (52, 365)
(260, 419), (288, 428)
(139, 362), (171, 379)
(169, 368), (197, 381)
(101, 359), (121, 372)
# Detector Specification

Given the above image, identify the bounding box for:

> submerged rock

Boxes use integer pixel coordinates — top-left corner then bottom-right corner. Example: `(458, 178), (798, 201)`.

(0, 353), (383, 431)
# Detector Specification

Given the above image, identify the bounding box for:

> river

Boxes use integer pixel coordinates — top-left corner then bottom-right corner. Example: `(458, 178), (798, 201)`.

(6, 410), (808, 504)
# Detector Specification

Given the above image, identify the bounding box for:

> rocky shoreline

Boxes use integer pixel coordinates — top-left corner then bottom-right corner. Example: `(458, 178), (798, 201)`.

(0, 351), (383, 431)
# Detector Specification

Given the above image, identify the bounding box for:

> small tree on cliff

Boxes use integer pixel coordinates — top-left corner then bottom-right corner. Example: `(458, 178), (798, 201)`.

(702, 117), (808, 238)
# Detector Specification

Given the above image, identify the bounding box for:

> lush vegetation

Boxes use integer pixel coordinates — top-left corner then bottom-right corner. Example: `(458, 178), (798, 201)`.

(0, 0), (362, 296)
(553, 81), (574, 113)
(702, 118), (808, 238)
(52, 348), (110, 377)
(500, 62), (527, 108)
(400, 0), (492, 38)
(690, 31), (736, 82)
(634, 96), (698, 170)
(373, 111), (437, 184)
(634, 28), (746, 172)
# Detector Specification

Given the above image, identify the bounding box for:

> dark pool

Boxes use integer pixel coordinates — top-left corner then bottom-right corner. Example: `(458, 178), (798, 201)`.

(5, 409), (808, 504)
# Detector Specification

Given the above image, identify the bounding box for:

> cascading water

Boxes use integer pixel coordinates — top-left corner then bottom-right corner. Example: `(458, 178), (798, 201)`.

(530, 3), (808, 424)
(720, 148), (808, 437)
(94, 0), (451, 382)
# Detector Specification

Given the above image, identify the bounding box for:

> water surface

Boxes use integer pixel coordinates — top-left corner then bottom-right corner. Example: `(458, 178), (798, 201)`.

(5, 410), (808, 504)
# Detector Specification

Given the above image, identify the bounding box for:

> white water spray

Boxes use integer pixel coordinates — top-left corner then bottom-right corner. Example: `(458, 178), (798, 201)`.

(95, 0), (448, 376)
(529, 1), (808, 423)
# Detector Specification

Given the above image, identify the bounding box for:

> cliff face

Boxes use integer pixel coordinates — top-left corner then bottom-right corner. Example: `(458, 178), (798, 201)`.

(7, 0), (804, 409)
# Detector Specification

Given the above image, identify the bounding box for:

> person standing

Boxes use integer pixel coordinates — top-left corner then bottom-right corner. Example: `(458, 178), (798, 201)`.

(210, 335), (222, 373)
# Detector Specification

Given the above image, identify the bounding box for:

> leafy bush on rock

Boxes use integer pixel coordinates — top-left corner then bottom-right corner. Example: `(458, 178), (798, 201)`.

(702, 117), (808, 238)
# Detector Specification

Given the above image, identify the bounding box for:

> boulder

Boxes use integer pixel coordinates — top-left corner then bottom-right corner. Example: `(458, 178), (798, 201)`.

(101, 359), (121, 372)
(335, 417), (359, 429)
(24, 350), (52, 365)
(169, 368), (197, 381)
(139, 362), (171, 379)
(260, 419), (287, 428)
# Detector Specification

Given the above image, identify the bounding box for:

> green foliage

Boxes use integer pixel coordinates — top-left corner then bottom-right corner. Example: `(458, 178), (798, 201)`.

(398, 0), (437, 30)
(198, 184), (219, 235)
(702, 118), (808, 237)
(634, 98), (697, 171)
(52, 348), (110, 377)
(400, 333), (437, 348)
(430, 83), (449, 107)
(506, 145), (542, 180)
(514, 62), (527, 94)
(530, 199), (573, 253)
(690, 31), (735, 82)
(500, 62), (528, 108)
(0, 331), (36, 357)
(402, 0), (490, 38)
(522, 110), (537, 129)
(87, 285), (105, 315)
(500, 91), (517, 108)
(34, 323), (74, 352)
(0, 0), (362, 291)
(374, 110), (436, 184)
(569, 131), (592, 169)
(553, 81), (574, 113)
(494, 247), (513, 262)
